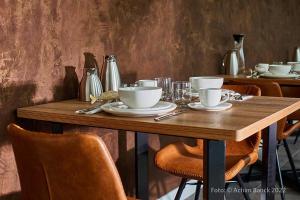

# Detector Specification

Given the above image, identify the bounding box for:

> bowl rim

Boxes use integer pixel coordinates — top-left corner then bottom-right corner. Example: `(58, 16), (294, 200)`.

(269, 64), (292, 67)
(189, 76), (224, 80)
(118, 86), (162, 91)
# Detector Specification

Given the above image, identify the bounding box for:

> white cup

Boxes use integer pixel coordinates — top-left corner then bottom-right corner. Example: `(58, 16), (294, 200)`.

(136, 80), (158, 87)
(199, 88), (229, 107)
(255, 63), (269, 73)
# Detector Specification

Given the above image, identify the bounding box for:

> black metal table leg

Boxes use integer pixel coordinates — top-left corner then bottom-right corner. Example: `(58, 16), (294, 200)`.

(203, 139), (225, 200)
(51, 122), (63, 134)
(261, 123), (277, 200)
(135, 132), (149, 200)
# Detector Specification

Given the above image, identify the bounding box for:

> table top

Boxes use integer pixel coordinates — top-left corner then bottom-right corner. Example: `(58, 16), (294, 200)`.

(17, 98), (300, 141)
(220, 75), (300, 86)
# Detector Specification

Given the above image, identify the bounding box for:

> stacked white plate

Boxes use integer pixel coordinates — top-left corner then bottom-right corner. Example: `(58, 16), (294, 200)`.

(260, 72), (300, 79)
(101, 101), (177, 117)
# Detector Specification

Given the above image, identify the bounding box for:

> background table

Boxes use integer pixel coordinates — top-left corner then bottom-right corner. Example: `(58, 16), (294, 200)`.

(17, 97), (300, 200)
(221, 74), (300, 120)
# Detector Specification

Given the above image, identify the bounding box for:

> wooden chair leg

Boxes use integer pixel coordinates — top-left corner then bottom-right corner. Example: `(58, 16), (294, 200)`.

(175, 178), (187, 200)
(194, 181), (202, 200)
(236, 174), (251, 200)
(276, 148), (285, 200)
(283, 139), (299, 183)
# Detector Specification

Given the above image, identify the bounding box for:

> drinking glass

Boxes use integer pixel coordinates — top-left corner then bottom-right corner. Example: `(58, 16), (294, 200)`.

(172, 81), (191, 107)
(154, 77), (172, 101)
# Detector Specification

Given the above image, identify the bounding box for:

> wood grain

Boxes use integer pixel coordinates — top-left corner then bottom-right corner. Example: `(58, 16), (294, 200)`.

(17, 98), (300, 141)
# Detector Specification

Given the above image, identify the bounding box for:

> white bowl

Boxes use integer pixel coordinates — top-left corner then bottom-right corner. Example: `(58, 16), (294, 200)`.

(287, 62), (300, 71)
(118, 87), (162, 108)
(268, 65), (291, 75)
(189, 76), (224, 91)
(255, 63), (269, 73)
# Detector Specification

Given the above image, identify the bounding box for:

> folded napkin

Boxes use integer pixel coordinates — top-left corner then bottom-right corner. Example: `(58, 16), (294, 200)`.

(229, 95), (253, 102)
(75, 105), (102, 114)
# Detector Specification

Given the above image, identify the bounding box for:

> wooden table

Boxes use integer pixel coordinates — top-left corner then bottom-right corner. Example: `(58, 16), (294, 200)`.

(17, 97), (300, 200)
(221, 74), (300, 120)
(221, 75), (300, 87)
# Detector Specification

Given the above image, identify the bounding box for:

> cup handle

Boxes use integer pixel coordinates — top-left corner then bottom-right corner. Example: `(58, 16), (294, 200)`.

(219, 92), (229, 104)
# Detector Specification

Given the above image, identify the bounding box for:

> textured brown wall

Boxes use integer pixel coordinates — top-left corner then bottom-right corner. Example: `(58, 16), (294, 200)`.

(1, 0), (300, 199)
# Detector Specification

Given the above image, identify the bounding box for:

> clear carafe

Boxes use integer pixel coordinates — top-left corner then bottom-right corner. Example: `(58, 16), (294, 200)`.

(233, 34), (246, 74)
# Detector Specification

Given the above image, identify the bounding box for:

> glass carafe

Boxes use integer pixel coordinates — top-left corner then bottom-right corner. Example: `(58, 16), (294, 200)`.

(233, 34), (245, 74)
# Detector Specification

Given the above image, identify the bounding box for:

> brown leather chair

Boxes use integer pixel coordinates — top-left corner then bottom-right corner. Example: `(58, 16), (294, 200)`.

(227, 80), (300, 200)
(7, 123), (135, 200)
(155, 85), (261, 200)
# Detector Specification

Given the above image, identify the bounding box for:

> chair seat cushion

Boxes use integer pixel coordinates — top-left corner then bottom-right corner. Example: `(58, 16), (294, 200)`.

(155, 141), (258, 181)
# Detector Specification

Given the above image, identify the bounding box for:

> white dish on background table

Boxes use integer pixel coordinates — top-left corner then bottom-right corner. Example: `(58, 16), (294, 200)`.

(260, 73), (300, 79)
(287, 62), (300, 72)
(101, 101), (177, 117)
(268, 64), (291, 75)
(188, 102), (232, 111)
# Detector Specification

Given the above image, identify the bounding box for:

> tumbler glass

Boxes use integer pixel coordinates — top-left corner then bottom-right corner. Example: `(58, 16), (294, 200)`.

(172, 81), (191, 107)
(154, 77), (172, 101)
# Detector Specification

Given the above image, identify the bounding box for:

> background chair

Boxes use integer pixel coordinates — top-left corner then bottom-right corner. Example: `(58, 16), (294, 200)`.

(7, 123), (135, 200)
(155, 84), (261, 200)
(227, 80), (300, 200)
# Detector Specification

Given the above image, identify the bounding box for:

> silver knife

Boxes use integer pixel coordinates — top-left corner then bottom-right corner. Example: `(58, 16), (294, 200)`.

(75, 100), (111, 114)
(154, 109), (188, 121)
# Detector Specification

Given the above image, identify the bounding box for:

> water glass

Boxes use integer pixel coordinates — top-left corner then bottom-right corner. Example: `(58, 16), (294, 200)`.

(154, 77), (172, 101)
(172, 81), (191, 107)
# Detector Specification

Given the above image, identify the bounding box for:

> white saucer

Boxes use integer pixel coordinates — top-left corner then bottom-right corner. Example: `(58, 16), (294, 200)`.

(260, 73), (300, 79)
(109, 101), (173, 111)
(101, 101), (177, 117)
(188, 102), (232, 111)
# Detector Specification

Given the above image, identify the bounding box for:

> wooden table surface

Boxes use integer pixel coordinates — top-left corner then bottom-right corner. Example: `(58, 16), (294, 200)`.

(17, 97), (300, 141)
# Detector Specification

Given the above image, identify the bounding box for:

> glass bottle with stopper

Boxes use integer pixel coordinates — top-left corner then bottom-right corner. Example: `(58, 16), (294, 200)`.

(233, 34), (246, 74)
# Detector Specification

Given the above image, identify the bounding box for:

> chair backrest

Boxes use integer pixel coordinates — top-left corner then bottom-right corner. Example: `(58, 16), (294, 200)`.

(197, 84), (262, 151)
(226, 80), (286, 139)
(7, 124), (127, 200)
